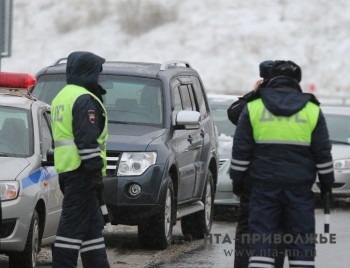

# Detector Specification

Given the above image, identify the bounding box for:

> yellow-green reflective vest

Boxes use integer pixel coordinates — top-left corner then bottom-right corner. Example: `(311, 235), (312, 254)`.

(247, 98), (319, 146)
(51, 85), (108, 175)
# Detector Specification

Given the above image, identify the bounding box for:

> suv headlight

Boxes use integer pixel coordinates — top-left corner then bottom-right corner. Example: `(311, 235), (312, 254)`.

(334, 159), (350, 170)
(118, 152), (157, 176)
(0, 181), (20, 201)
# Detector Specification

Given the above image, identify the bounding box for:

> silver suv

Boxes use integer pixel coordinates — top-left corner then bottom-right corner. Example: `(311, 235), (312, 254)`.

(32, 60), (219, 249)
(0, 72), (63, 267)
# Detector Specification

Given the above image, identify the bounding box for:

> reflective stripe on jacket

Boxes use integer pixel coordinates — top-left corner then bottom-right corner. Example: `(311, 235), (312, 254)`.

(51, 85), (108, 175)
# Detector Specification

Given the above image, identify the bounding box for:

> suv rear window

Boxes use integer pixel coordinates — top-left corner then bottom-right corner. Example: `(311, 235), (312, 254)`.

(34, 75), (163, 126)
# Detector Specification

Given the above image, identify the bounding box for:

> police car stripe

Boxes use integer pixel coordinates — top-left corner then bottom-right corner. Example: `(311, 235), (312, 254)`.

(21, 168), (57, 190)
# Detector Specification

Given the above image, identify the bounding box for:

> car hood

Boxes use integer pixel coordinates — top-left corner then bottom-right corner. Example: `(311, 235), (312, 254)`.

(0, 157), (30, 180)
(331, 144), (350, 160)
(107, 123), (167, 151)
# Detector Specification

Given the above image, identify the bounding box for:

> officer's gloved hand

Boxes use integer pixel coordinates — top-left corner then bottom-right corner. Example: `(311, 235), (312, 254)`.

(232, 179), (243, 197)
(90, 170), (104, 191)
(320, 183), (333, 204)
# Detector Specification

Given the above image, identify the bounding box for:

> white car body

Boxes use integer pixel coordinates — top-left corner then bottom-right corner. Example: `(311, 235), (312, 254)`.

(312, 106), (350, 196)
(208, 94), (240, 206)
(0, 90), (62, 267)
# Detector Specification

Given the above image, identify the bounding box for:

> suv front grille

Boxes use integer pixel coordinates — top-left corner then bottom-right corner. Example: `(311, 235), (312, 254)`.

(106, 151), (121, 176)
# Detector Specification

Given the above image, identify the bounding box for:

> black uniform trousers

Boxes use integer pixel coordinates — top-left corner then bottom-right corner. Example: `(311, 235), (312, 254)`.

(52, 167), (110, 268)
(248, 185), (315, 268)
(234, 190), (285, 268)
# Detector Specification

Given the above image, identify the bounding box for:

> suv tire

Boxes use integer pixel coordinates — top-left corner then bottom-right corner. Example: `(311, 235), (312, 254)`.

(181, 170), (214, 239)
(138, 176), (174, 249)
(9, 210), (40, 268)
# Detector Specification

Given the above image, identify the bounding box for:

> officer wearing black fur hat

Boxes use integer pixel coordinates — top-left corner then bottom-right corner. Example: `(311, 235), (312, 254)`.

(230, 60), (334, 268)
(228, 61), (285, 268)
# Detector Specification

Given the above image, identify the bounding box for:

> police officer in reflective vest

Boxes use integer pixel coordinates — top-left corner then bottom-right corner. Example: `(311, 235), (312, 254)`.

(227, 67), (285, 268)
(51, 51), (110, 268)
(231, 60), (334, 268)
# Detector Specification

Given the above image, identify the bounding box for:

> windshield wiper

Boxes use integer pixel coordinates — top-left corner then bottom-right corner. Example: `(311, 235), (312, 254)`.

(0, 153), (10, 157)
(329, 139), (350, 145)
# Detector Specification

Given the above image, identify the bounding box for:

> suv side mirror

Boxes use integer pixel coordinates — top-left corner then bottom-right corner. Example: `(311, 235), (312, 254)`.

(42, 148), (54, 166)
(176, 110), (201, 129)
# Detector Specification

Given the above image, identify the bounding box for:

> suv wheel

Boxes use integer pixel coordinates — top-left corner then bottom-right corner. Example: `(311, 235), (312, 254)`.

(138, 176), (174, 249)
(181, 170), (214, 239)
(9, 210), (40, 268)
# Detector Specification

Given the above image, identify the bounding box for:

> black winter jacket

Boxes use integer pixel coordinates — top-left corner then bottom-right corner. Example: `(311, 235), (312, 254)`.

(66, 52), (106, 173)
(230, 77), (335, 190)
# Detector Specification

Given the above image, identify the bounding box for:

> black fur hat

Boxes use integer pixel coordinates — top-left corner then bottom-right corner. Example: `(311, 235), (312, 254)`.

(259, 60), (302, 82)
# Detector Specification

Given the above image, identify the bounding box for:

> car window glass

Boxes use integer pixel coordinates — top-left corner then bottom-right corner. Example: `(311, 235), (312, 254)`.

(188, 85), (199, 112)
(33, 74), (66, 104)
(324, 113), (350, 144)
(0, 107), (31, 156)
(173, 87), (182, 115)
(210, 101), (236, 137)
(179, 85), (193, 111)
(34, 74), (163, 127)
(40, 111), (53, 160)
(191, 76), (207, 117)
(99, 76), (163, 126)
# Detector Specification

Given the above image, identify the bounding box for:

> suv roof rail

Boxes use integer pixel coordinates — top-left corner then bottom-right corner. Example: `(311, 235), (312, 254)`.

(51, 58), (68, 66)
(160, 60), (192, 71)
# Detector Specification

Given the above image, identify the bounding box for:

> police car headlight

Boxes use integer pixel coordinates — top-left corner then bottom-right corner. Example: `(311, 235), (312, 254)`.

(0, 181), (20, 201)
(118, 152), (157, 176)
(334, 159), (350, 170)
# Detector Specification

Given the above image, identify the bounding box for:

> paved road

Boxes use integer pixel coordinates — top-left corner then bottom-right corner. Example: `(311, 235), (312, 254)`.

(0, 206), (237, 268)
(157, 207), (350, 268)
(1, 204), (349, 267)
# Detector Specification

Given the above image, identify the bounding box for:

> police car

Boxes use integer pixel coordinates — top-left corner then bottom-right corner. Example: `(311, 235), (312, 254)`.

(0, 72), (62, 268)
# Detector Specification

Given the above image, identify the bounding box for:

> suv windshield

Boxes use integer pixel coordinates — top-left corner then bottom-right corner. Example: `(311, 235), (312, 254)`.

(0, 107), (31, 156)
(33, 74), (163, 126)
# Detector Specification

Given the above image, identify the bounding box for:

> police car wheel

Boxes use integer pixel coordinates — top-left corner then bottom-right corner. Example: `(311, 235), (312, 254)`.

(181, 170), (214, 239)
(8, 210), (40, 268)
